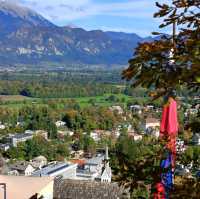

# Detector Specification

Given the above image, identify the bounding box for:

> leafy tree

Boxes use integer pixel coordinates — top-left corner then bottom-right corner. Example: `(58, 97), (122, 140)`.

(122, 0), (200, 98)
(56, 143), (69, 158)
(111, 134), (162, 198)
(179, 146), (200, 169)
(120, 0), (200, 197)
(83, 135), (96, 155)
(6, 135), (70, 161)
(107, 95), (119, 102)
(7, 143), (26, 160)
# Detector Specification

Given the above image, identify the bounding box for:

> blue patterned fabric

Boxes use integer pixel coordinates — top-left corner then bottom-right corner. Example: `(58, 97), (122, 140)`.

(161, 151), (173, 192)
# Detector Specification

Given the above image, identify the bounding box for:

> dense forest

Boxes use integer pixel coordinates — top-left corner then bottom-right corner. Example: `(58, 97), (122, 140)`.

(0, 69), (193, 99)
(0, 69), (151, 98)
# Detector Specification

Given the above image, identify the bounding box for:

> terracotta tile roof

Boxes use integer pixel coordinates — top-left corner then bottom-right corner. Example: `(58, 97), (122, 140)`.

(69, 159), (86, 166)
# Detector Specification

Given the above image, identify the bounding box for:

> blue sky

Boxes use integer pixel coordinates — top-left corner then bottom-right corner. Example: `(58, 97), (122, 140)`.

(10, 0), (171, 36)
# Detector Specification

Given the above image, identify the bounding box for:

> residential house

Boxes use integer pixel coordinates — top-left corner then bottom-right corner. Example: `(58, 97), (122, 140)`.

(128, 132), (143, 141)
(146, 105), (154, 111)
(185, 108), (198, 117)
(69, 159), (86, 169)
(192, 134), (200, 145)
(0, 124), (6, 130)
(31, 155), (48, 169)
(7, 133), (33, 147)
(142, 117), (160, 138)
(8, 170), (19, 176)
(16, 121), (23, 126)
(112, 130), (120, 138)
(58, 130), (74, 139)
(70, 150), (84, 159)
(35, 130), (48, 140)
(24, 130), (35, 134)
(127, 124), (133, 132)
(144, 118), (160, 129)
(0, 143), (10, 151)
(9, 161), (35, 176)
(176, 138), (186, 153)
(90, 130), (102, 142)
(130, 105), (142, 114)
(109, 106), (123, 115)
(55, 121), (66, 127)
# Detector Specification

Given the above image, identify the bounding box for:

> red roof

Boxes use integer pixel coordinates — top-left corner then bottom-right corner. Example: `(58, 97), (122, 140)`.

(69, 159), (85, 166)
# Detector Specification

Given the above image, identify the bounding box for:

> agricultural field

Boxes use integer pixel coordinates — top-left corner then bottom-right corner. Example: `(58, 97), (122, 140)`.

(0, 95), (31, 102)
(0, 94), (136, 109)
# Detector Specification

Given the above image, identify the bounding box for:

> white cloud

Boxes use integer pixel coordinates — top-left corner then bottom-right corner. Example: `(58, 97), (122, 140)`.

(15, 0), (158, 23)
(2, 0), (171, 35)
(1, 0), (21, 3)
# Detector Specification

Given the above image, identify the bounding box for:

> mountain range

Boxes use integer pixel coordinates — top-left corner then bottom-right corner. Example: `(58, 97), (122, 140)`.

(0, 1), (155, 68)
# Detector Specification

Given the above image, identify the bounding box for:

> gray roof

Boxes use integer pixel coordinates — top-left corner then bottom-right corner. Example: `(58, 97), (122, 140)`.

(32, 162), (72, 176)
(85, 155), (104, 166)
(0, 143), (10, 147)
(54, 179), (125, 199)
(12, 133), (33, 139)
(10, 161), (31, 172)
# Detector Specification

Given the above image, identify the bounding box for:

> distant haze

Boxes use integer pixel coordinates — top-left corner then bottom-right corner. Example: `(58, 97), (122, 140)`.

(1, 0), (171, 37)
(0, 1), (159, 68)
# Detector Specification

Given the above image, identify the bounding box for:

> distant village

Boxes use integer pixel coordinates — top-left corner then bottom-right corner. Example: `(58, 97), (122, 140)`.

(0, 99), (200, 198)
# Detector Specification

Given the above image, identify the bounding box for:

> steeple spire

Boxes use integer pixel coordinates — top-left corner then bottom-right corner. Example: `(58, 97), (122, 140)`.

(105, 146), (109, 161)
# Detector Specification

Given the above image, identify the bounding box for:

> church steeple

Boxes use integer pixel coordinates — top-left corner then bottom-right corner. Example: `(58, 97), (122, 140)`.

(101, 146), (112, 183)
(105, 146), (109, 161)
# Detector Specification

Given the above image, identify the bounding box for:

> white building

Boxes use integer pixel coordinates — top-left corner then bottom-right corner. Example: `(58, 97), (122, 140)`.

(32, 162), (77, 179)
(113, 130), (120, 138)
(7, 133), (33, 147)
(55, 121), (66, 127)
(76, 147), (112, 183)
(0, 124), (6, 130)
(130, 105), (142, 114)
(176, 138), (186, 153)
(144, 118), (160, 129)
(24, 130), (35, 134)
(84, 156), (104, 174)
(35, 130), (48, 140)
(128, 132), (143, 141)
(146, 105), (154, 111)
(31, 155), (48, 169)
(109, 106), (123, 115)
(142, 118), (160, 138)
(9, 161), (35, 176)
(58, 130), (74, 138)
(90, 131), (101, 142)
(101, 147), (112, 183)
(0, 143), (10, 151)
(192, 134), (200, 145)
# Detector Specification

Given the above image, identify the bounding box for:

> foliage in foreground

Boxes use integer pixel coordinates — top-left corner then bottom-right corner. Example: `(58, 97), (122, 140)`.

(123, 0), (200, 98)
(111, 134), (162, 198)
